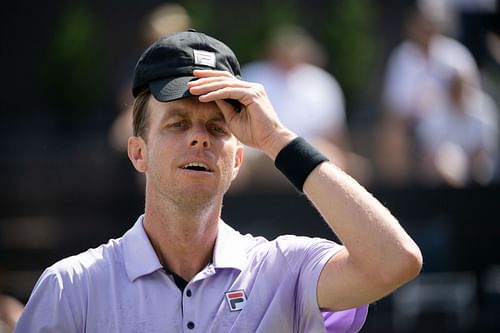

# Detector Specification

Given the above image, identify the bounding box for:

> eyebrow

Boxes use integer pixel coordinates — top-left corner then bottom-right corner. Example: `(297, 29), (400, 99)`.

(209, 113), (226, 123)
(161, 108), (189, 120)
(161, 107), (226, 123)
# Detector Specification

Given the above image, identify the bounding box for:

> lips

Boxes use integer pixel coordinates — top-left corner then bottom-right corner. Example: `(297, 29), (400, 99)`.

(181, 162), (212, 172)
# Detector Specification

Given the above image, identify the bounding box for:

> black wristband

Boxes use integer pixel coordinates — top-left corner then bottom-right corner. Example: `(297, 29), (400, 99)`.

(274, 137), (329, 192)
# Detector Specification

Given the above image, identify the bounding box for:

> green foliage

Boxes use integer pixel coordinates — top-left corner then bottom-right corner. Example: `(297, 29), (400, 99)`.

(321, 0), (377, 103)
(183, 0), (377, 109)
(42, 3), (106, 117)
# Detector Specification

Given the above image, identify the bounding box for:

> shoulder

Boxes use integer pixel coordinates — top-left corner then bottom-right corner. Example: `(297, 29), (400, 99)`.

(387, 41), (421, 62)
(241, 61), (273, 74)
(294, 64), (342, 90)
(434, 35), (472, 54)
(384, 41), (424, 83)
(432, 36), (479, 79)
(273, 234), (341, 255)
(294, 63), (334, 79)
(244, 233), (341, 252)
(44, 237), (124, 286)
(14, 238), (126, 332)
(241, 61), (280, 82)
(248, 234), (342, 268)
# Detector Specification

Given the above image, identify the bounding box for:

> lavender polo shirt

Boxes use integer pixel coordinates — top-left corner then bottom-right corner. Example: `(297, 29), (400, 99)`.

(14, 216), (367, 333)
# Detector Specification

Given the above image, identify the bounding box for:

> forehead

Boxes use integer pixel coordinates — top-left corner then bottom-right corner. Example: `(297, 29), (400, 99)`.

(148, 96), (225, 122)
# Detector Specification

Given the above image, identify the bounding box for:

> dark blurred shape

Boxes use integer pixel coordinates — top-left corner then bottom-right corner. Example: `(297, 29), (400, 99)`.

(41, 3), (106, 120)
(392, 272), (477, 331)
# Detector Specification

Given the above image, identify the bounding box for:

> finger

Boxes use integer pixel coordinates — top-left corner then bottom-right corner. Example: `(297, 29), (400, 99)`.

(187, 76), (233, 89)
(197, 87), (249, 104)
(189, 79), (248, 96)
(193, 69), (234, 78)
(188, 75), (250, 88)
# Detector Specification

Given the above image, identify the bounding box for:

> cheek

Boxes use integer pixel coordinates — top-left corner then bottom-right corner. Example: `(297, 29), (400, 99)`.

(146, 143), (171, 174)
(221, 148), (240, 177)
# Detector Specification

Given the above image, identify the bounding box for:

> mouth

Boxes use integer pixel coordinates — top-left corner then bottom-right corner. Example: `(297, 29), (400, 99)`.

(181, 162), (212, 172)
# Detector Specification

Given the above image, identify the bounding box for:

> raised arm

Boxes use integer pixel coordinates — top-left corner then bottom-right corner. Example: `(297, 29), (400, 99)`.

(188, 69), (423, 311)
(250, 127), (422, 311)
(303, 161), (422, 310)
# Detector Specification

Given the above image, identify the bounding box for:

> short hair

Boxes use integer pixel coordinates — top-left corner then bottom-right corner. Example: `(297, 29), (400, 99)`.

(132, 89), (151, 139)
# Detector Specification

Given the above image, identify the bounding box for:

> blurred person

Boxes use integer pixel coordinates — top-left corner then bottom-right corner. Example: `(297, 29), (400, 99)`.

(0, 262), (23, 333)
(108, 3), (191, 154)
(243, 26), (344, 143)
(376, 1), (481, 186)
(0, 295), (23, 333)
(14, 30), (422, 332)
(108, 3), (192, 190)
(234, 25), (370, 192)
(415, 71), (499, 187)
(440, 0), (500, 110)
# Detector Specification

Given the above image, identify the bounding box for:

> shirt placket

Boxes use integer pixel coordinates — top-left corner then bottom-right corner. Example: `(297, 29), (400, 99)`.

(182, 263), (217, 332)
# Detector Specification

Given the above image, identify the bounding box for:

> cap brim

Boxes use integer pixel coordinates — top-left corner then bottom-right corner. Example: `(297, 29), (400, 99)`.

(149, 76), (196, 102)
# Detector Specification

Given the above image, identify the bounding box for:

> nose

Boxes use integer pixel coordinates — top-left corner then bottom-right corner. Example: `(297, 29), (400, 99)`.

(189, 125), (210, 149)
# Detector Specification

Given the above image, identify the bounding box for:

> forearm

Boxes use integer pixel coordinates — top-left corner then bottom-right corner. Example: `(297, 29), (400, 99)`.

(303, 161), (422, 284)
(264, 133), (419, 266)
(264, 133), (419, 271)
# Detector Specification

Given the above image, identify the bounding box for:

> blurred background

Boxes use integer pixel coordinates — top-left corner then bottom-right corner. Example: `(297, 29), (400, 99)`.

(1, 0), (500, 332)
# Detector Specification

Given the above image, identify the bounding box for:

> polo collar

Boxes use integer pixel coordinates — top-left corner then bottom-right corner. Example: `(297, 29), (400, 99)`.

(123, 215), (163, 282)
(212, 220), (249, 272)
(122, 216), (250, 281)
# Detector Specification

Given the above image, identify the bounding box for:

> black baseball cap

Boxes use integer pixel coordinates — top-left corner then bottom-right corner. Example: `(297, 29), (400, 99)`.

(132, 30), (241, 102)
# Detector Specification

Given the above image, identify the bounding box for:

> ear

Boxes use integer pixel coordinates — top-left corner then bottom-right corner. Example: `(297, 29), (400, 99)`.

(128, 136), (148, 173)
(232, 144), (244, 180)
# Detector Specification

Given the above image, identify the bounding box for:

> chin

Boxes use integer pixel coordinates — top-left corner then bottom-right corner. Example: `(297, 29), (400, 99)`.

(179, 185), (221, 204)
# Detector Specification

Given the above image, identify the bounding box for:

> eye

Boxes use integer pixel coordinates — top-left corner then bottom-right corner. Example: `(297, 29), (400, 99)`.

(210, 125), (228, 135)
(167, 121), (185, 129)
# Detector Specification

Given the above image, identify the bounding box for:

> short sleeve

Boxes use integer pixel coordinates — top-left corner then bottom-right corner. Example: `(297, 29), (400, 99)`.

(13, 266), (85, 333)
(322, 305), (369, 333)
(276, 236), (343, 330)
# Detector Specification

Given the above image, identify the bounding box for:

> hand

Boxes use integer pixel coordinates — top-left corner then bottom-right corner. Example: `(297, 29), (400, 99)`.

(188, 70), (296, 159)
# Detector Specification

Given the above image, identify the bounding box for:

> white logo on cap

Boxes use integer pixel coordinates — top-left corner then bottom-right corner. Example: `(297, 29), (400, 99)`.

(193, 49), (216, 68)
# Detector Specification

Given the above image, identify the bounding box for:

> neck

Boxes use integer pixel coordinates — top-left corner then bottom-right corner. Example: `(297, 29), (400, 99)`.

(143, 191), (222, 282)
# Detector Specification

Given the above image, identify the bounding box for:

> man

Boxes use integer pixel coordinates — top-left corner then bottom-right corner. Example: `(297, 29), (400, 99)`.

(14, 30), (422, 332)
(377, 3), (480, 186)
(233, 25), (357, 191)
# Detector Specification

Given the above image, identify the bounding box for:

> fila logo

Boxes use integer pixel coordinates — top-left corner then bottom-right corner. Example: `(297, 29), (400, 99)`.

(225, 289), (247, 312)
(193, 49), (216, 68)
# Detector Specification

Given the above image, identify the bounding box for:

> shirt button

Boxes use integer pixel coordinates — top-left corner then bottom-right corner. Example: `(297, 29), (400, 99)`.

(187, 321), (195, 329)
(186, 289), (192, 297)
